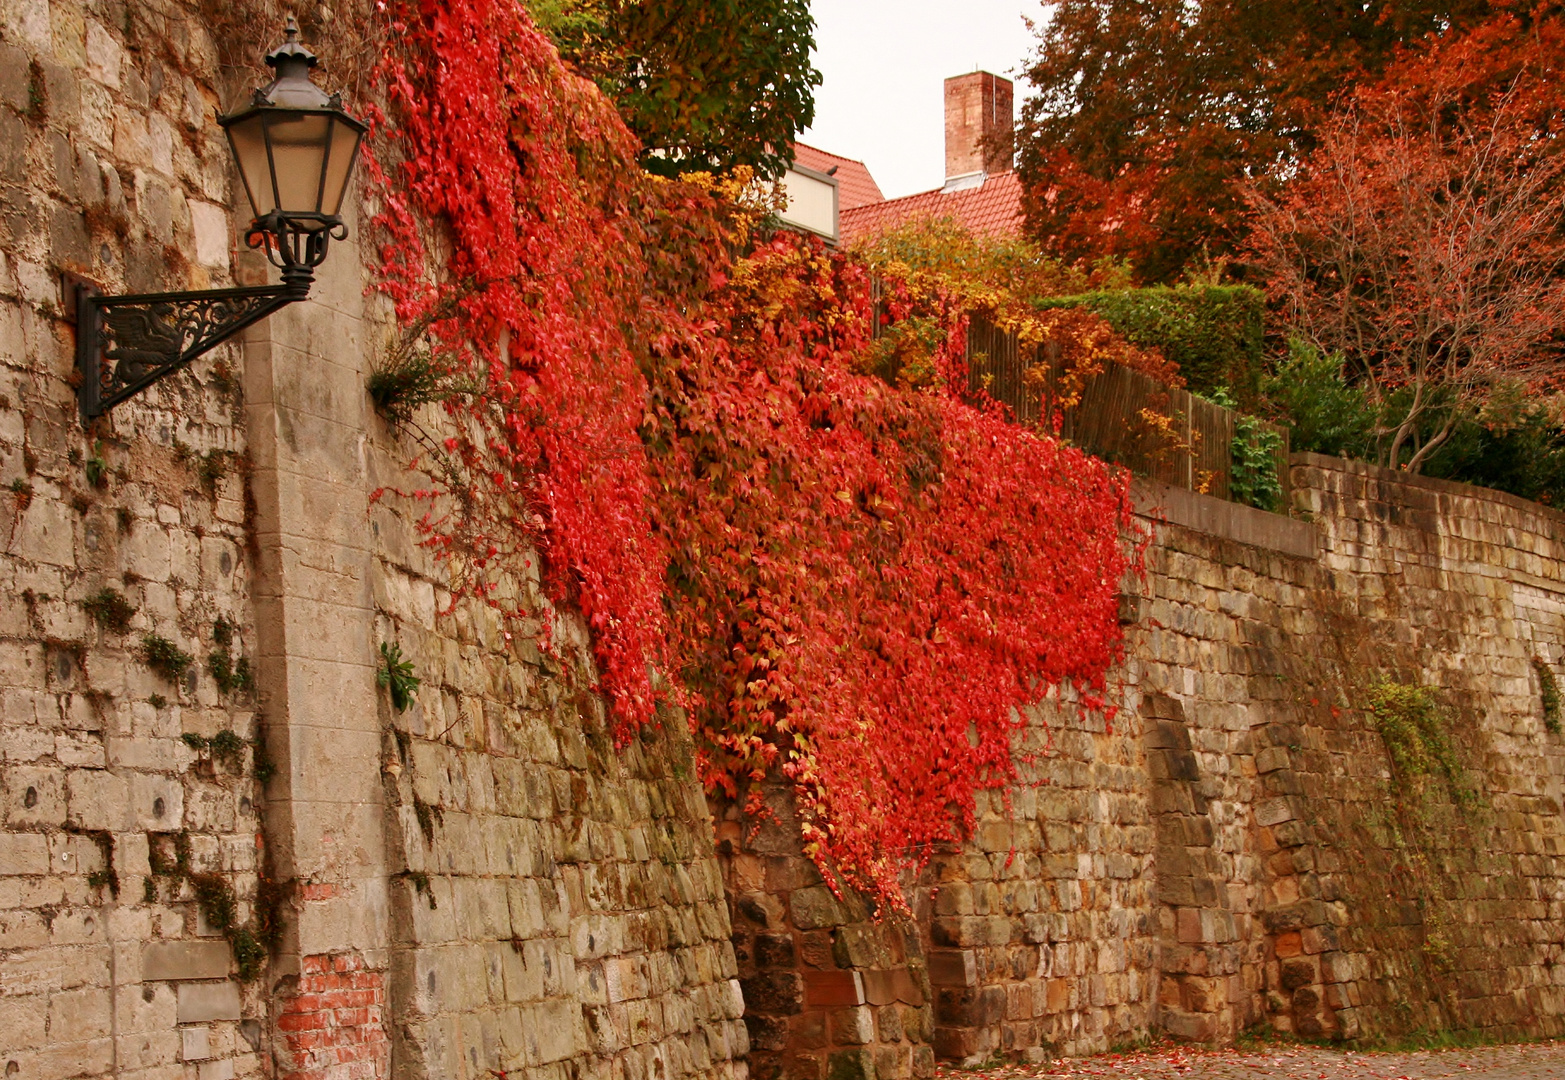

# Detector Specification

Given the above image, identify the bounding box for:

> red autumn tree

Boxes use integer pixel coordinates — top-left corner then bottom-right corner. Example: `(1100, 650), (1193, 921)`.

(1246, 14), (1565, 471)
(1016, 0), (1514, 282)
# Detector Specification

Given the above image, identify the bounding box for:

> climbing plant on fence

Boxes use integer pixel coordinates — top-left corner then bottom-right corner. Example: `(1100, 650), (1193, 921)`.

(367, 0), (1135, 906)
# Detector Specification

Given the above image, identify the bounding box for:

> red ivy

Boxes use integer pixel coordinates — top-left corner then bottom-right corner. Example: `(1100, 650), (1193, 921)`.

(369, 0), (1134, 906)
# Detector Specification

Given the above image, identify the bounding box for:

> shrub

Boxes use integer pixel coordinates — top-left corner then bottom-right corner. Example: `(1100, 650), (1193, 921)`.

(1036, 284), (1265, 401)
(1267, 342), (1565, 506)
(1263, 340), (1379, 460)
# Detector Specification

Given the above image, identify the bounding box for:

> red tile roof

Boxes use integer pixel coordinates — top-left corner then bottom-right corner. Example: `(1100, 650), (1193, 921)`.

(839, 170), (1023, 246)
(791, 142), (885, 212)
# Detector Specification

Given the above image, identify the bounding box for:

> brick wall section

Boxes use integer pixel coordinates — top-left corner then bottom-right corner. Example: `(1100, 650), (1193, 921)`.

(367, 425), (748, 1080)
(274, 953), (390, 1080)
(714, 783), (935, 1080)
(0, 2), (271, 1078)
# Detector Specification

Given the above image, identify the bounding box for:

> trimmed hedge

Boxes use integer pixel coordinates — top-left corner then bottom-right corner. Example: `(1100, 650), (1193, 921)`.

(1036, 285), (1265, 402)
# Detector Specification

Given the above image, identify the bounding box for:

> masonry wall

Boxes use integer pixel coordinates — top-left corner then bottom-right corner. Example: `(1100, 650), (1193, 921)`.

(0, 4), (749, 1080)
(0, 2), (274, 1078)
(366, 418), (751, 1080)
(713, 783), (933, 1080)
(912, 456), (1565, 1059)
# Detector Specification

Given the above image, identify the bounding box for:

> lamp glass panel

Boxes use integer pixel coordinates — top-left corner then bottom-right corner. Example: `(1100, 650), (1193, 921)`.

(226, 114), (276, 218)
(320, 117), (364, 217)
(263, 112), (332, 215)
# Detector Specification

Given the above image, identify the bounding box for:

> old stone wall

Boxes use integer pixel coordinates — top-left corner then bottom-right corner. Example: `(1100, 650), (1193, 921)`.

(905, 456), (1565, 1060)
(365, 419), (751, 1080)
(0, 2), (273, 1078)
(0, 4), (748, 1080)
(713, 784), (933, 1080)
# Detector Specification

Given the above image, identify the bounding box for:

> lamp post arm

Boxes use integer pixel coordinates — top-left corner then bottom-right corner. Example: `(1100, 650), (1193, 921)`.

(72, 278), (310, 420)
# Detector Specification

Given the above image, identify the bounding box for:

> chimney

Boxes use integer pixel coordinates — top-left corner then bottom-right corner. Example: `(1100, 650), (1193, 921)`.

(944, 71), (1014, 181)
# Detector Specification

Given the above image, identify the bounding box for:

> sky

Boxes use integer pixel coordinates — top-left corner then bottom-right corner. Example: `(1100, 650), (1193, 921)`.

(798, 0), (1045, 200)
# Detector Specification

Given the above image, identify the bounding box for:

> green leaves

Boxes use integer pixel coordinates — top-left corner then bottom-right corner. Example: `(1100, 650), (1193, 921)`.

(377, 642), (421, 714)
(538, 0), (820, 179)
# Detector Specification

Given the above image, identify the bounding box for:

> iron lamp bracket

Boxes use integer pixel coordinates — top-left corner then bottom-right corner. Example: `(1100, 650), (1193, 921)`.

(69, 214), (341, 420)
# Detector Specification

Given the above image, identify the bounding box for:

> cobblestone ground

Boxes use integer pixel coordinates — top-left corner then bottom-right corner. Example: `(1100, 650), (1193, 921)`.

(936, 1041), (1565, 1080)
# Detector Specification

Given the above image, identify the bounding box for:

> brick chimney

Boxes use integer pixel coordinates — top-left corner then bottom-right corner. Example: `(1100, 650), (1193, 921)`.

(944, 71), (1014, 180)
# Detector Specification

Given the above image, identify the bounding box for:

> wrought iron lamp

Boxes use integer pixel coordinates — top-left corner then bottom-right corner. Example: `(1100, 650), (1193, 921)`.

(70, 18), (366, 419)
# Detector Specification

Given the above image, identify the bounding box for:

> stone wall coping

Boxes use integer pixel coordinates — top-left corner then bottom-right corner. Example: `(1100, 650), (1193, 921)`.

(1132, 479), (1320, 560)
(1292, 451), (1565, 531)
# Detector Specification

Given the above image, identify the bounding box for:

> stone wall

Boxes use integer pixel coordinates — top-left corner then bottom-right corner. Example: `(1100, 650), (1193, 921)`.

(713, 784), (933, 1080)
(0, 3), (749, 1079)
(7, 1), (1565, 1076)
(366, 422), (750, 1080)
(0, 2), (272, 1078)
(923, 693), (1156, 1061)
(904, 457), (1565, 1059)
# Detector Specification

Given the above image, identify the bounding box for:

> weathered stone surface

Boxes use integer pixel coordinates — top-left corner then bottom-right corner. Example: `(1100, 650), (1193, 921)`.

(142, 941), (231, 982)
(176, 981), (241, 1023)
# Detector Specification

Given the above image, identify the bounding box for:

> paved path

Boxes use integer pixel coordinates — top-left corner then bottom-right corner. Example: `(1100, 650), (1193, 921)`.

(936, 1041), (1565, 1080)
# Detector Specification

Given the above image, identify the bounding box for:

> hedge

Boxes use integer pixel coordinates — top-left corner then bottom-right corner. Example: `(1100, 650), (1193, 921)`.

(1035, 285), (1266, 402)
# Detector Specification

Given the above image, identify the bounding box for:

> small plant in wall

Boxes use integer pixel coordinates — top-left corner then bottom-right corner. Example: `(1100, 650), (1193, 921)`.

(140, 634), (194, 683)
(1535, 657), (1562, 735)
(207, 617), (253, 695)
(9, 476), (32, 511)
(377, 641), (420, 713)
(81, 587), (136, 633)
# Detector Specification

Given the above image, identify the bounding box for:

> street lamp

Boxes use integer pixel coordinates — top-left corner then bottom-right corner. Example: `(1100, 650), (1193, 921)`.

(69, 18), (366, 419)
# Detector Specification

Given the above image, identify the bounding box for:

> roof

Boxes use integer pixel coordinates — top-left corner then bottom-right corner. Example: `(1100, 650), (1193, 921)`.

(839, 170), (1023, 246)
(790, 142), (885, 212)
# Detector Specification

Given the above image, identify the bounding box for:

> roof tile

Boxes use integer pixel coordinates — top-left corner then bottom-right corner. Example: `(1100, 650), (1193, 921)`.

(791, 142), (886, 212)
(839, 171), (1023, 245)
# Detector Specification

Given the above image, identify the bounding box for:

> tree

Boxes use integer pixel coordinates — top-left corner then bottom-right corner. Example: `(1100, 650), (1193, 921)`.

(533, 0), (820, 179)
(1247, 15), (1565, 471)
(1016, 0), (1501, 283)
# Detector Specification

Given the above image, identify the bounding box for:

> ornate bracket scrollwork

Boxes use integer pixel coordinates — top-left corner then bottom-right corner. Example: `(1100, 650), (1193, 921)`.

(71, 281), (302, 419)
(67, 214), (342, 420)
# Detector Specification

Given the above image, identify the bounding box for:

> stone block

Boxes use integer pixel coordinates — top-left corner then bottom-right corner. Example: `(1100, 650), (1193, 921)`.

(181, 1025), (211, 1061)
(197, 1060), (235, 1080)
(740, 971), (804, 1015)
(803, 969), (863, 1008)
(790, 886), (846, 930)
(827, 1047), (876, 1080)
(143, 942), (231, 983)
(0, 832), (49, 875)
(1255, 798), (1294, 827)
(829, 1005), (874, 1046)
(862, 968), (924, 1007)
(176, 981), (241, 1023)
(925, 949), (976, 988)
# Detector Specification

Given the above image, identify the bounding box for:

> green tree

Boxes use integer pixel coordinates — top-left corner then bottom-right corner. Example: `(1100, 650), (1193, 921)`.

(534, 0), (820, 179)
(1016, 0), (1499, 283)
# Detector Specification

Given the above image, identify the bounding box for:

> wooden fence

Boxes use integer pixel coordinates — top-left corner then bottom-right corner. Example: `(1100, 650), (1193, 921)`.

(962, 316), (1290, 508)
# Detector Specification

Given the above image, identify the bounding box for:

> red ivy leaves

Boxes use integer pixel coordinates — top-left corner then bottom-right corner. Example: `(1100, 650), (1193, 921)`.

(370, 0), (1133, 908)
(646, 239), (1133, 901)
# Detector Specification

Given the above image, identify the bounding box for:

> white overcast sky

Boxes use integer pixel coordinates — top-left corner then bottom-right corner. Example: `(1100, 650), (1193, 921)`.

(798, 0), (1045, 199)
